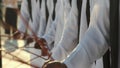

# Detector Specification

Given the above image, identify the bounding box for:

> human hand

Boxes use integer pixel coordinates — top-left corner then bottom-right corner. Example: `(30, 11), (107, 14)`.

(34, 38), (47, 49)
(13, 31), (25, 39)
(34, 38), (49, 56)
(25, 36), (34, 45)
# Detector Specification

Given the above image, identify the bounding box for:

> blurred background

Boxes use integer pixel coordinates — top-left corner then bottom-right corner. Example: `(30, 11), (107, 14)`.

(0, 0), (33, 68)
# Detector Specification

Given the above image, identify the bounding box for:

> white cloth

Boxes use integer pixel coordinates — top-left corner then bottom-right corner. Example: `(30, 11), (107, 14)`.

(44, 0), (54, 34)
(51, 0), (103, 67)
(51, 0), (79, 61)
(18, 0), (38, 36)
(80, 0), (103, 68)
(36, 0), (47, 37)
(42, 0), (71, 49)
(43, 0), (57, 50)
(63, 0), (110, 68)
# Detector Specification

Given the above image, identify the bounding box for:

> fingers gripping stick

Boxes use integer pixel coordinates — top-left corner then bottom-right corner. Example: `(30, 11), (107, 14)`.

(36, 39), (52, 59)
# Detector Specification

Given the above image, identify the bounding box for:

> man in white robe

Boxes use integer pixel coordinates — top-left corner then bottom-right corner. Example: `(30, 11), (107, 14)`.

(43, 0), (110, 68)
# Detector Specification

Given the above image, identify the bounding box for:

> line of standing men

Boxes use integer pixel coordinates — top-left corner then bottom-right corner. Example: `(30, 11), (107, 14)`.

(12, 0), (120, 68)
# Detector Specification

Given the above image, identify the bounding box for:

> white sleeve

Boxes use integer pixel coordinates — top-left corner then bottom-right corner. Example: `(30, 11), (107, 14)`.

(42, 1), (59, 48)
(64, 0), (110, 68)
(18, 0), (30, 33)
(44, 0), (54, 34)
(37, 0), (47, 37)
(42, 19), (57, 47)
(31, 1), (40, 36)
(51, 0), (79, 60)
